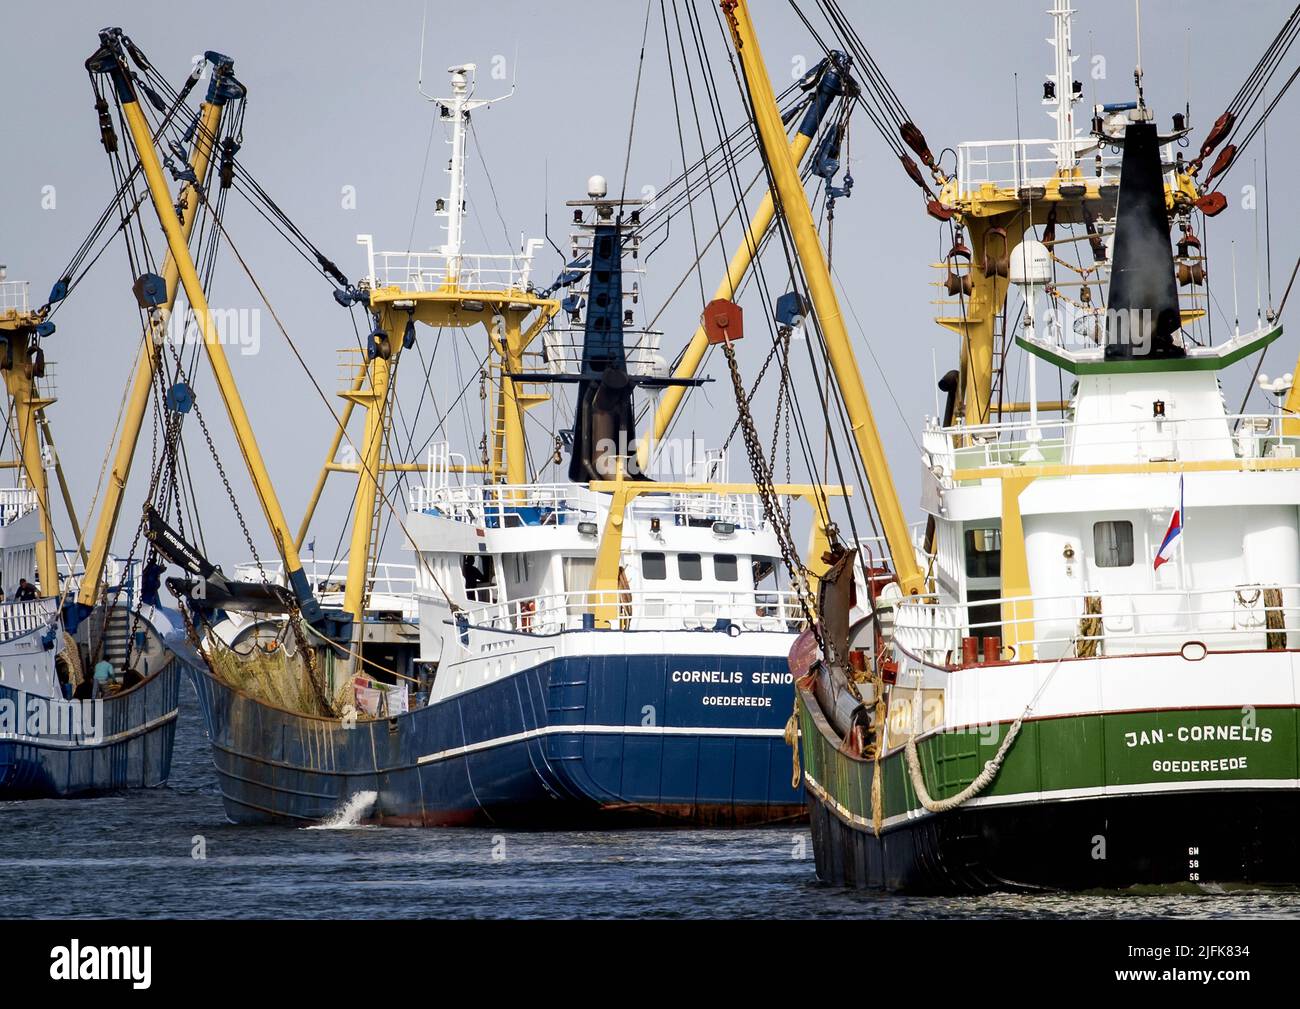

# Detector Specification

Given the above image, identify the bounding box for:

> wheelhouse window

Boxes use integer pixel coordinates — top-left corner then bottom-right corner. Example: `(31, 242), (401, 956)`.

(964, 527), (1002, 579)
(1093, 520), (1134, 568)
(678, 553), (703, 581)
(461, 554), (497, 603)
(642, 552), (667, 581)
(714, 554), (739, 582)
(752, 557), (778, 588)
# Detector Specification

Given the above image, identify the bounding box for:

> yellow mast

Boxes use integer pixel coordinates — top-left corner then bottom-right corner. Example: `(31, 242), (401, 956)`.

(720, 0), (924, 596)
(334, 296), (557, 636)
(0, 312), (57, 594)
(95, 34), (322, 621)
(303, 65), (559, 644)
(36, 411), (87, 567)
(76, 61), (230, 612)
(340, 311), (394, 624)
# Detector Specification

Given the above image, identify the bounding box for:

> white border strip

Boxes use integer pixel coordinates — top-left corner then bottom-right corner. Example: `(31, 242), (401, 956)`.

(0, 710), (178, 751)
(417, 723), (784, 765)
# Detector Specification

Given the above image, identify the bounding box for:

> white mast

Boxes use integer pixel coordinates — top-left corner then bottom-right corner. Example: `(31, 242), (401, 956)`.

(436, 65), (481, 285)
(417, 59), (515, 287)
(1044, 0), (1082, 173)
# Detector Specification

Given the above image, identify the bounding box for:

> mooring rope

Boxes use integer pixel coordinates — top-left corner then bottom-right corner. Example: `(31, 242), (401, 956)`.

(902, 643), (1072, 814)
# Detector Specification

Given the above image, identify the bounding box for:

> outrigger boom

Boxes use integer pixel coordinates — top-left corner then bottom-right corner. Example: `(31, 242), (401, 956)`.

(721, 0), (925, 596)
(85, 29), (323, 624)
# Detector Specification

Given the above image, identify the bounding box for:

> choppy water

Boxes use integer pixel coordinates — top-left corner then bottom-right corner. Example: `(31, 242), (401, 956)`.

(3, 685), (1298, 919)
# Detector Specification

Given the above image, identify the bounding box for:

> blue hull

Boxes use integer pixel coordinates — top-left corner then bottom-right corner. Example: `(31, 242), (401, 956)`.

(188, 649), (804, 827)
(0, 659), (183, 799)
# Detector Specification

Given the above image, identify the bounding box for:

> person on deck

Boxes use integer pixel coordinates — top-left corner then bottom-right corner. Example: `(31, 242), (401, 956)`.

(15, 578), (37, 601)
(92, 658), (114, 697)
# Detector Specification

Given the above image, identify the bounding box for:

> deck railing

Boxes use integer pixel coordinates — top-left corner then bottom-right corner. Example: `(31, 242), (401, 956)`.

(232, 558), (418, 599)
(0, 597), (58, 640)
(0, 281), (30, 313)
(893, 583), (1300, 665)
(954, 136), (1175, 200)
(451, 587), (804, 639)
(0, 487), (39, 526)
(410, 480), (768, 532)
(542, 328), (666, 377)
(410, 481), (600, 527)
(925, 412), (1299, 480)
(371, 249), (539, 294)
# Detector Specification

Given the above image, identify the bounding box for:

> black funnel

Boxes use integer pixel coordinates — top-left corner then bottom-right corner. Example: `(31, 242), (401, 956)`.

(1104, 120), (1184, 360)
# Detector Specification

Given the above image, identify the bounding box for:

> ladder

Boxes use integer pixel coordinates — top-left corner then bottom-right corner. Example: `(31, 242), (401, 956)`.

(102, 604), (133, 669)
(488, 350), (550, 481)
(989, 293), (1010, 421)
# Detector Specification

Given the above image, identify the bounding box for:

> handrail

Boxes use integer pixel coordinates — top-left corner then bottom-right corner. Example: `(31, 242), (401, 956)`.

(0, 281), (30, 313)
(446, 587), (804, 640)
(233, 558), (417, 598)
(410, 479), (771, 532)
(0, 487), (39, 526)
(953, 136), (1175, 199)
(0, 597), (59, 641)
(894, 583), (1300, 664)
(927, 412), (1299, 479)
(371, 249), (539, 294)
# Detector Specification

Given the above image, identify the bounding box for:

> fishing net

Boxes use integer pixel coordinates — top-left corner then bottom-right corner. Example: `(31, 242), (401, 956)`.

(205, 629), (338, 717)
(61, 632), (86, 691)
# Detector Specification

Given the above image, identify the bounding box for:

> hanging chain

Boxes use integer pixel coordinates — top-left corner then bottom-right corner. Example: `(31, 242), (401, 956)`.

(722, 326), (785, 453)
(721, 339), (818, 632)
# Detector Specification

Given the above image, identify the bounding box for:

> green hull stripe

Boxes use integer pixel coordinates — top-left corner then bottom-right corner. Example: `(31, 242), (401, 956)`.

(799, 696), (1300, 829)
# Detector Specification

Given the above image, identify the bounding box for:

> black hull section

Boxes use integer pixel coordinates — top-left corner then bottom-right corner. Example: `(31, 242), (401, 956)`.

(808, 787), (1300, 893)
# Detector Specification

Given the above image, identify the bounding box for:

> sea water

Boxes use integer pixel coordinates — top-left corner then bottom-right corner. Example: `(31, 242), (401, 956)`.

(2, 685), (1297, 919)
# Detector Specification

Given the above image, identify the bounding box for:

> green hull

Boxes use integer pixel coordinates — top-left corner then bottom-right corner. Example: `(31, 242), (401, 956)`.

(798, 689), (1300, 891)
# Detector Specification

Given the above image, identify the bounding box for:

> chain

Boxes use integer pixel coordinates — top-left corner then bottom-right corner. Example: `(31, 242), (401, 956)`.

(767, 328), (792, 469)
(190, 389), (265, 580)
(722, 327), (785, 452)
(721, 339), (817, 631)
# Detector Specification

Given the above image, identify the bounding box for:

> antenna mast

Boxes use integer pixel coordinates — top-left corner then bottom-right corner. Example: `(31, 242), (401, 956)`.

(1045, 0), (1081, 172)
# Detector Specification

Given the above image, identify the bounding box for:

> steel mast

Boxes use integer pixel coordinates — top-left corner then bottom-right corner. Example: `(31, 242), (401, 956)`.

(88, 30), (322, 622)
(720, 0), (924, 595)
(72, 52), (237, 623)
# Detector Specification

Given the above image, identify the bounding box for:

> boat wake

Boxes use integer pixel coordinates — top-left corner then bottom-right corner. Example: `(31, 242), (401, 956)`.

(306, 791), (379, 829)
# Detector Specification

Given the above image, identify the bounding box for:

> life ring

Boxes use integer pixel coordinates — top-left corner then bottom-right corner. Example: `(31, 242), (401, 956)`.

(519, 600), (536, 633)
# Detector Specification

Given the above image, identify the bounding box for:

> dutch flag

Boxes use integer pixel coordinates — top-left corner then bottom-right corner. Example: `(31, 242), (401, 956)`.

(1154, 475), (1184, 570)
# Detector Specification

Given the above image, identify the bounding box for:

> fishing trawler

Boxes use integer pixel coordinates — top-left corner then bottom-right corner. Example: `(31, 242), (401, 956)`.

(0, 273), (183, 798)
(164, 52), (860, 827)
(0, 44), (269, 798)
(777, 1), (1300, 891)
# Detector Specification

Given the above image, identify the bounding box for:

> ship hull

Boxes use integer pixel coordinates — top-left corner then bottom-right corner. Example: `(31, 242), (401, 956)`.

(797, 646), (1300, 893)
(188, 650), (804, 827)
(806, 776), (1300, 893)
(0, 659), (182, 799)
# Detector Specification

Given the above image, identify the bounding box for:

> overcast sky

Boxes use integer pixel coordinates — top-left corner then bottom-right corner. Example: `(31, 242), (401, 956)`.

(1, 0), (1295, 573)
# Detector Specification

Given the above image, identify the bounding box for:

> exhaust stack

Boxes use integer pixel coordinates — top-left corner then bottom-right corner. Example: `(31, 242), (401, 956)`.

(1104, 120), (1184, 361)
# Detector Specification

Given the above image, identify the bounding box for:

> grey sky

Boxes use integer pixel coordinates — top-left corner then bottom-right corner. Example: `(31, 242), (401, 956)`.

(1, 0), (1295, 572)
